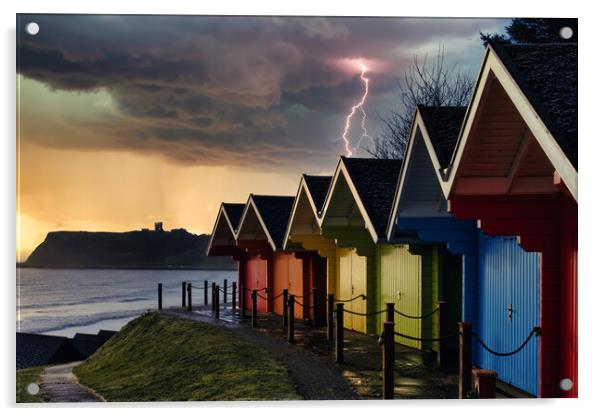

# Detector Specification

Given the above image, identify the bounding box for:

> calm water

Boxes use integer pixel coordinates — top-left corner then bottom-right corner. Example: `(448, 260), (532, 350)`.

(16, 268), (237, 337)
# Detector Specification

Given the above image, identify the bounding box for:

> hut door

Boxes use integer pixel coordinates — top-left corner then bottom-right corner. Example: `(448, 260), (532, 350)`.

(479, 234), (540, 396)
(246, 255), (268, 313)
(350, 250), (367, 333)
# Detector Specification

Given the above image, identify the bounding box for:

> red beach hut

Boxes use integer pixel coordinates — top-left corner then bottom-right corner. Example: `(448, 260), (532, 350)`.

(236, 194), (310, 318)
(206, 202), (246, 305)
(442, 43), (577, 397)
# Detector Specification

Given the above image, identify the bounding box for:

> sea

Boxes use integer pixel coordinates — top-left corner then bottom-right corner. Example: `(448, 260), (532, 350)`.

(16, 268), (237, 337)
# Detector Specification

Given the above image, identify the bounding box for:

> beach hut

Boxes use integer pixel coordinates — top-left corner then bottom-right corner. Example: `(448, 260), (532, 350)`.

(319, 157), (406, 337)
(282, 174), (333, 324)
(207, 202), (246, 305)
(441, 43), (577, 398)
(236, 194), (317, 320)
(386, 105), (474, 364)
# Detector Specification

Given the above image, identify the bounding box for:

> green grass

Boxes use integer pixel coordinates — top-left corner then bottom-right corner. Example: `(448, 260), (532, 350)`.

(16, 366), (45, 403)
(74, 312), (301, 401)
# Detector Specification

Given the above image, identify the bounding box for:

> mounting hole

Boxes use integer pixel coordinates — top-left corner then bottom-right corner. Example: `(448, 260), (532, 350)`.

(559, 26), (573, 40)
(26, 382), (40, 395)
(25, 22), (40, 36)
(559, 378), (573, 391)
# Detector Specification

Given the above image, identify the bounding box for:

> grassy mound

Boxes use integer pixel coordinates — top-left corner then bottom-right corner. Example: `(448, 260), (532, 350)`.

(74, 313), (300, 401)
(16, 366), (45, 403)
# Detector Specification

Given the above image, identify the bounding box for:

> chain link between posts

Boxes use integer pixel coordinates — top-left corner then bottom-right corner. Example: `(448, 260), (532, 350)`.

(335, 294), (366, 303)
(472, 327), (541, 357)
(394, 307), (440, 320)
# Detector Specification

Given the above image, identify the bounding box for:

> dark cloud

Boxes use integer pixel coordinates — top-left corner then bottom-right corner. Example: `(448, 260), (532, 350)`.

(17, 14), (507, 170)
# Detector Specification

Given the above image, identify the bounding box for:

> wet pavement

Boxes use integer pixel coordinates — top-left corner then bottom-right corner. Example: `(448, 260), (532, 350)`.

(165, 304), (458, 400)
(39, 362), (104, 402)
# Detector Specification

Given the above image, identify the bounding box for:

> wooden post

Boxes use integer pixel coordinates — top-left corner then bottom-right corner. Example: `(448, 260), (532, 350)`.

(327, 294), (334, 341)
(203, 280), (208, 305)
(312, 287), (319, 326)
(158, 283), (163, 311)
(211, 282), (216, 311)
(472, 369), (497, 399)
(181, 281), (186, 308)
(437, 301), (446, 369)
(382, 321), (395, 400)
(187, 283), (192, 312)
(282, 289), (289, 330)
(459, 322), (473, 399)
(232, 282), (237, 313)
(223, 279), (228, 304)
(251, 290), (257, 328)
(241, 286), (247, 318)
(287, 295), (295, 343)
(386, 302), (395, 323)
(215, 285), (220, 318)
(335, 303), (344, 364)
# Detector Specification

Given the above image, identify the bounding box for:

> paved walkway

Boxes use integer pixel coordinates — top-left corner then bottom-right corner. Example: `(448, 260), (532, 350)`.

(164, 304), (457, 400)
(39, 362), (104, 402)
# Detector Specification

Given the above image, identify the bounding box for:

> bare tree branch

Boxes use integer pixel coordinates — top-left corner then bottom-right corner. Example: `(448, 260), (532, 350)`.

(366, 46), (473, 159)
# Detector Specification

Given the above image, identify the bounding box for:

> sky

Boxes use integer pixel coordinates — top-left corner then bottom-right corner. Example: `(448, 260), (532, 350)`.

(16, 14), (508, 260)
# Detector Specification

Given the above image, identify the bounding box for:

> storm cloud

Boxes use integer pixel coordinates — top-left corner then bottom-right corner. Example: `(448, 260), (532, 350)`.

(17, 14), (507, 170)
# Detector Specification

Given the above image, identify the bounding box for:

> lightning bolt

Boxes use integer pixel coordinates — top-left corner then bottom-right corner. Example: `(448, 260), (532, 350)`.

(341, 62), (374, 157)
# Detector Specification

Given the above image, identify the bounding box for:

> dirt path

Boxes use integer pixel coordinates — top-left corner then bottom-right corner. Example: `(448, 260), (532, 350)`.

(164, 309), (358, 400)
(40, 362), (104, 402)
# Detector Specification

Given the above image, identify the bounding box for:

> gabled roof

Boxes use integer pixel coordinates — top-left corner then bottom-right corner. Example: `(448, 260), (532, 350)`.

(206, 202), (246, 255)
(282, 174), (332, 249)
(222, 203), (245, 231)
(417, 105), (467, 169)
(491, 42), (577, 169)
(238, 194), (295, 251)
(321, 157), (403, 242)
(303, 175), (331, 213)
(386, 106), (466, 239)
(445, 42), (578, 201)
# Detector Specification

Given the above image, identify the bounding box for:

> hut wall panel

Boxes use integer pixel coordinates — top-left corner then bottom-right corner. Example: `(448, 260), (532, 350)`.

(559, 195), (578, 397)
(478, 234), (540, 397)
(421, 245), (435, 351)
(326, 254), (337, 296)
(378, 245), (422, 349)
(439, 246), (463, 357)
(309, 253), (328, 325)
(272, 253), (288, 316)
(337, 248), (353, 330)
(352, 251), (368, 333)
(289, 254), (304, 320)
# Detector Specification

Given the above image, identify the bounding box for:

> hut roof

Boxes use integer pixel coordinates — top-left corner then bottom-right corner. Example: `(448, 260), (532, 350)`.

(490, 42), (577, 169)
(302, 175), (332, 212)
(249, 195), (295, 250)
(340, 157), (403, 239)
(222, 203), (245, 231)
(417, 105), (467, 169)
